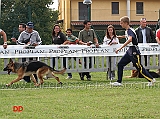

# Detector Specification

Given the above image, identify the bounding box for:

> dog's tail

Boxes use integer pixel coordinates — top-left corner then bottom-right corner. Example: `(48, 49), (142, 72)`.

(52, 68), (66, 74)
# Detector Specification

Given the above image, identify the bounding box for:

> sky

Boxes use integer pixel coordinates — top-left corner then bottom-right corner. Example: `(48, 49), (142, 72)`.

(49, 0), (58, 10)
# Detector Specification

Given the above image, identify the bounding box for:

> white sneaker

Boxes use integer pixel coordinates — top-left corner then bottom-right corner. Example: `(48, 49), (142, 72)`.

(146, 78), (156, 86)
(20, 79), (25, 82)
(66, 76), (72, 79)
(43, 76), (48, 80)
(110, 82), (122, 86)
(152, 78), (156, 83)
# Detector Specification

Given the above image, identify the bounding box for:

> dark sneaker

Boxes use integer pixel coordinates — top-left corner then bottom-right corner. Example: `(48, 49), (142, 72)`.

(87, 77), (91, 81)
(87, 75), (91, 81)
(79, 73), (84, 80)
(81, 77), (84, 80)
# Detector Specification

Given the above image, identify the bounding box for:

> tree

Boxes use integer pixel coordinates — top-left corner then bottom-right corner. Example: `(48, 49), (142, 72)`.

(1, 0), (59, 44)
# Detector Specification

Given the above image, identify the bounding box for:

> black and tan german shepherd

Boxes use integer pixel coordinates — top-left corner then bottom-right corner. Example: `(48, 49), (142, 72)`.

(3, 58), (66, 86)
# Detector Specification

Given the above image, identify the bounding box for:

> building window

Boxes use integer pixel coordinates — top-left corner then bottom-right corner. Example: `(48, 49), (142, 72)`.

(79, 2), (90, 20)
(136, 2), (143, 14)
(112, 2), (119, 14)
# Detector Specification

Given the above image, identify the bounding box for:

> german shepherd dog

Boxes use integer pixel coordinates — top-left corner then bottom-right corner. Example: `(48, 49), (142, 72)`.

(3, 58), (66, 86)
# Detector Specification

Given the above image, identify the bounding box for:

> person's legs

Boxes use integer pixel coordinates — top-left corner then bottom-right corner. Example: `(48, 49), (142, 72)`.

(117, 53), (131, 83)
(63, 57), (66, 68)
(65, 57), (72, 79)
(29, 58), (38, 82)
(29, 58), (33, 60)
(131, 54), (153, 82)
(22, 58), (26, 62)
(139, 55), (149, 78)
(85, 57), (92, 80)
(79, 72), (85, 80)
(110, 71), (115, 80)
(67, 73), (72, 77)
(144, 55), (148, 67)
(22, 58), (31, 83)
(110, 57), (117, 80)
(67, 65), (72, 79)
(52, 57), (55, 69)
(79, 57), (92, 80)
(79, 57), (86, 80)
(128, 55), (148, 78)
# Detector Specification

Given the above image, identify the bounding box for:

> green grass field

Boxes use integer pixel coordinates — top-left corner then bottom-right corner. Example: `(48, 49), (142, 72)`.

(0, 71), (160, 119)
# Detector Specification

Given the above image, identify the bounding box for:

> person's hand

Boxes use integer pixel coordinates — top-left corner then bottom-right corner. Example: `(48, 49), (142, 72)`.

(108, 42), (112, 46)
(87, 42), (91, 46)
(11, 37), (17, 42)
(32, 43), (38, 46)
(27, 42), (31, 45)
(110, 42), (118, 45)
(95, 43), (99, 48)
(3, 42), (7, 49)
(157, 41), (160, 45)
(115, 48), (120, 54)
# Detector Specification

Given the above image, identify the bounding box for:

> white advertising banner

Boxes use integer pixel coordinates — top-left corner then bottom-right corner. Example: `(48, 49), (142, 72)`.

(0, 43), (160, 58)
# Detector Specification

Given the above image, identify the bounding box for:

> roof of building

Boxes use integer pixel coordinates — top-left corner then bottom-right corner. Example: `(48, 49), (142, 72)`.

(71, 21), (158, 26)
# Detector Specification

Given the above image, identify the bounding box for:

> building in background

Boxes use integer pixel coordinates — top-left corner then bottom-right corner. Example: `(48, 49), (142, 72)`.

(57, 0), (160, 31)
(57, 0), (160, 42)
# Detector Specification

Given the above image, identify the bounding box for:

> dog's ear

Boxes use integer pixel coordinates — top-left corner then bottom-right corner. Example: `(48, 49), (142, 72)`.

(9, 58), (13, 63)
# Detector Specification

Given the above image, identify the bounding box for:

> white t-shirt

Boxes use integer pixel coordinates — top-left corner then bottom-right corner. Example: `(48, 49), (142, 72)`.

(103, 36), (119, 45)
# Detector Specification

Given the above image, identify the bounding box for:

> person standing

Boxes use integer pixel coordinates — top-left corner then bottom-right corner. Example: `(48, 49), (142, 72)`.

(78, 20), (99, 80)
(0, 29), (7, 49)
(52, 24), (67, 69)
(103, 25), (119, 80)
(63, 28), (78, 79)
(136, 18), (155, 43)
(17, 22), (42, 82)
(110, 16), (156, 86)
(129, 18), (156, 78)
(11, 23), (26, 44)
(11, 23), (30, 83)
(63, 28), (79, 45)
(156, 29), (160, 44)
(156, 24), (160, 75)
(18, 22), (42, 46)
(63, 28), (84, 79)
(156, 26), (160, 45)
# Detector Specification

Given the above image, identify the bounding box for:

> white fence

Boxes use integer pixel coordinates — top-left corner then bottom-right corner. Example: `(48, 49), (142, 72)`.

(0, 43), (160, 75)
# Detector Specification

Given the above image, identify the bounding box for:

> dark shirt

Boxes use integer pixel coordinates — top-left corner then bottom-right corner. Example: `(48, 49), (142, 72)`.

(135, 26), (155, 43)
(127, 28), (138, 45)
(78, 29), (97, 43)
(126, 28), (140, 56)
(52, 32), (66, 45)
